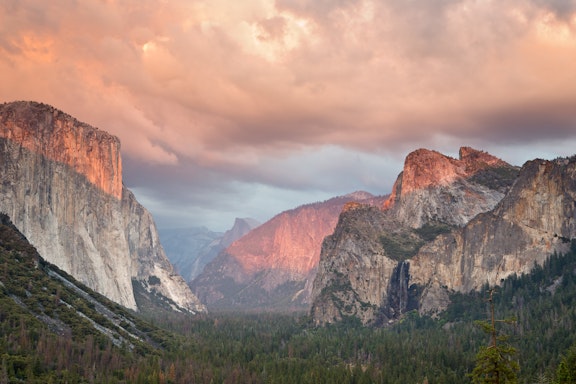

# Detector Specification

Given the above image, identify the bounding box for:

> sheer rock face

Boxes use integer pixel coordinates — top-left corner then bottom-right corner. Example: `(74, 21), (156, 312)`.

(383, 147), (516, 228)
(388, 147), (509, 199)
(411, 157), (576, 313)
(0, 101), (205, 313)
(0, 101), (122, 198)
(191, 192), (385, 311)
(311, 147), (520, 325)
(310, 205), (400, 324)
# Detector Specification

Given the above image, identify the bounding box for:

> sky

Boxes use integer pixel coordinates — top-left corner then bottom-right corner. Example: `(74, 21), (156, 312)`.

(1, 0), (576, 231)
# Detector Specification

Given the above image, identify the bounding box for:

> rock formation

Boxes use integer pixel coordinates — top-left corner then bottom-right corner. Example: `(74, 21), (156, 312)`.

(311, 147), (521, 325)
(0, 101), (205, 313)
(382, 147), (517, 228)
(411, 156), (576, 314)
(191, 192), (385, 310)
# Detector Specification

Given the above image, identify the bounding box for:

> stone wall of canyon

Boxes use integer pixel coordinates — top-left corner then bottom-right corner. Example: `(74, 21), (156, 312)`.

(0, 101), (122, 198)
(311, 147), (522, 324)
(411, 157), (576, 314)
(0, 101), (204, 313)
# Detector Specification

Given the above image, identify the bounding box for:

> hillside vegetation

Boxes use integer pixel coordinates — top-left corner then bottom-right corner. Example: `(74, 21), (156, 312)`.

(2, 211), (576, 383)
(0, 213), (176, 382)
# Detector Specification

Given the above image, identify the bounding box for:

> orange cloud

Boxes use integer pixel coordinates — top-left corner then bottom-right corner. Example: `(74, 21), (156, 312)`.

(1, 0), (575, 167)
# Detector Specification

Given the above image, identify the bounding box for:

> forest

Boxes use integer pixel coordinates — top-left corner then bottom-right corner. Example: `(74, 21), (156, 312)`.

(2, 211), (576, 383)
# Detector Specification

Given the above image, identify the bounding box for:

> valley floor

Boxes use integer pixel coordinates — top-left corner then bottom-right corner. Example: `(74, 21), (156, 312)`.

(3, 227), (576, 383)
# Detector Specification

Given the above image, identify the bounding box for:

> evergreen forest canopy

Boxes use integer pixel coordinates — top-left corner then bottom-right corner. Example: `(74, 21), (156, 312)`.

(1, 212), (576, 383)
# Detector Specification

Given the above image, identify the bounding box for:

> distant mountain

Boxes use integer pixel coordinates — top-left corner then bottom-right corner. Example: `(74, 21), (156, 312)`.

(221, 217), (261, 248)
(0, 101), (205, 314)
(191, 192), (386, 311)
(161, 218), (260, 282)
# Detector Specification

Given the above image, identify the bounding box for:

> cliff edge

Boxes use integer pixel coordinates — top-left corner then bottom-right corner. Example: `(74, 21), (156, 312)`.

(0, 101), (205, 313)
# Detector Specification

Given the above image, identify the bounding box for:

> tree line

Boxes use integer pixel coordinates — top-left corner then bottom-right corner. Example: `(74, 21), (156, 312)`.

(2, 209), (576, 382)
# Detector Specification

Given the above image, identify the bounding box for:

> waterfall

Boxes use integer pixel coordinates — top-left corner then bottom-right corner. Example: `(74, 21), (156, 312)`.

(387, 260), (411, 318)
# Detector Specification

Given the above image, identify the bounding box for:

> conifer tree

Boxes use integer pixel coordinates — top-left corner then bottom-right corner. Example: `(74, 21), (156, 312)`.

(555, 344), (576, 384)
(470, 289), (519, 384)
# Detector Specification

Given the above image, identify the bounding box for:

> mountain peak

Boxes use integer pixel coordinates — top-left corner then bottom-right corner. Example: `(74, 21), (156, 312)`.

(399, 148), (462, 197)
(0, 101), (205, 314)
(191, 192), (388, 310)
(220, 217), (261, 248)
(383, 147), (510, 209)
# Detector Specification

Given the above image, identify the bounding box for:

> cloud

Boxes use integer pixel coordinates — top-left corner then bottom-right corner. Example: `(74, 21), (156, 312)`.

(1, 0), (575, 229)
(122, 145), (400, 229)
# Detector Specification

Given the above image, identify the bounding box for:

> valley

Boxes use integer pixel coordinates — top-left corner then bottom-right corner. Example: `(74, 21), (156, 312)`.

(2, 211), (576, 382)
(2, 101), (576, 382)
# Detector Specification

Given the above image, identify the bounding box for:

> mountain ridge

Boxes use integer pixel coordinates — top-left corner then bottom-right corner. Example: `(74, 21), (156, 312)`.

(311, 146), (522, 324)
(382, 146), (519, 228)
(411, 155), (576, 314)
(191, 192), (387, 310)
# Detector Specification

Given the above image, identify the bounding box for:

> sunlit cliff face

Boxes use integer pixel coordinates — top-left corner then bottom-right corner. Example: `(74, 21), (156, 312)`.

(383, 147), (509, 209)
(0, 101), (206, 313)
(225, 203), (344, 275)
(0, 101), (123, 199)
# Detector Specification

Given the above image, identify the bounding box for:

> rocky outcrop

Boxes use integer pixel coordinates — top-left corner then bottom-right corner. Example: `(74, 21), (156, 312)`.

(383, 147), (518, 228)
(0, 101), (205, 313)
(411, 156), (576, 314)
(192, 192), (385, 310)
(386, 147), (510, 200)
(121, 188), (205, 313)
(311, 147), (520, 325)
(310, 205), (400, 324)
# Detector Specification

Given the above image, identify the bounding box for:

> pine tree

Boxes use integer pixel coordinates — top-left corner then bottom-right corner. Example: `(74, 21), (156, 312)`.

(555, 344), (576, 384)
(470, 289), (519, 384)
(0, 357), (8, 384)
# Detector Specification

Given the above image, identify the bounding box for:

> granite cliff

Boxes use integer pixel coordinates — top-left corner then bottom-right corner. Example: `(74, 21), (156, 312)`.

(411, 156), (576, 314)
(0, 101), (205, 313)
(382, 147), (516, 227)
(191, 192), (385, 310)
(311, 147), (521, 324)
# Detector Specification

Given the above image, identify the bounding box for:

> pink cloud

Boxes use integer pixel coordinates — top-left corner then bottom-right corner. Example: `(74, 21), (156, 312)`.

(2, 0), (575, 160)
(1, 0), (576, 229)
